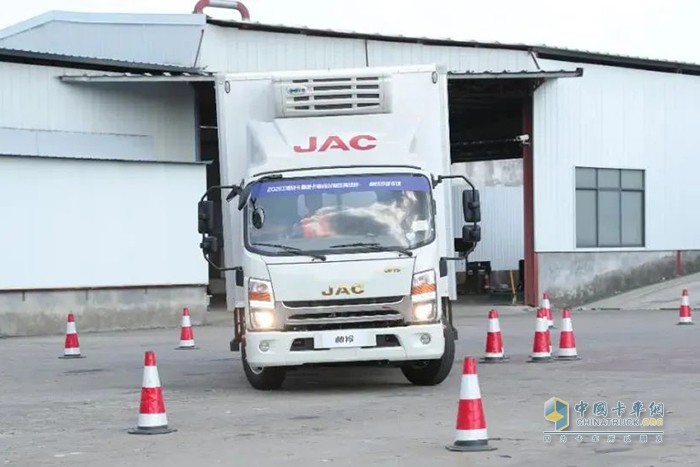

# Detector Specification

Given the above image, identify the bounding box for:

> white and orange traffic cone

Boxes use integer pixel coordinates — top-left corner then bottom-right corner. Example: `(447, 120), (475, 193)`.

(677, 289), (694, 325)
(528, 309), (552, 363)
(480, 310), (508, 363)
(446, 357), (497, 452)
(542, 292), (555, 328)
(129, 351), (176, 435)
(59, 312), (85, 359)
(175, 307), (198, 349)
(555, 309), (582, 360)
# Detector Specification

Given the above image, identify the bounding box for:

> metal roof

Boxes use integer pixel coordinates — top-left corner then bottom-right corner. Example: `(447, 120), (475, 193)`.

(448, 69), (583, 80)
(206, 17), (700, 76)
(59, 71), (216, 83)
(0, 11), (205, 70)
(2, 10), (699, 77)
(0, 47), (202, 73)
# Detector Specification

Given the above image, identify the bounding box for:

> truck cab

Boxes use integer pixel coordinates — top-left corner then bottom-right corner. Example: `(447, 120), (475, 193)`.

(197, 65), (481, 389)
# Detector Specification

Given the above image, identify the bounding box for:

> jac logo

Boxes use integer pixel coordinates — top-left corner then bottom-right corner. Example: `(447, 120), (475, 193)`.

(293, 135), (376, 153)
(321, 284), (365, 296)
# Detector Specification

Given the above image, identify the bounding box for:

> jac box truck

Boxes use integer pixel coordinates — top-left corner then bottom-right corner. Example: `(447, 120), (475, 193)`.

(197, 64), (481, 390)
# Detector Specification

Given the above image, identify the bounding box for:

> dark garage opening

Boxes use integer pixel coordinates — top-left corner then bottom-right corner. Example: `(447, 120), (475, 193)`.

(447, 76), (537, 305)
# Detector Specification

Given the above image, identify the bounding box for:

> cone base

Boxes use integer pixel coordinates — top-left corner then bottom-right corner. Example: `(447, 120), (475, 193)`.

(128, 426), (177, 435)
(555, 355), (582, 361)
(527, 356), (553, 363)
(676, 322), (694, 325)
(174, 345), (199, 350)
(479, 355), (510, 364)
(446, 441), (497, 452)
(59, 354), (86, 359)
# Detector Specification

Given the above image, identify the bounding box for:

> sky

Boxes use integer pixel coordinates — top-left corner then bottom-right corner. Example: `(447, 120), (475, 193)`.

(1, 0), (700, 64)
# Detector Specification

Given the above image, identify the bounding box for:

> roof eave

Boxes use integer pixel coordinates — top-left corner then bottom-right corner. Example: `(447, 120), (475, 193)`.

(0, 47), (203, 73)
(448, 68), (583, 80)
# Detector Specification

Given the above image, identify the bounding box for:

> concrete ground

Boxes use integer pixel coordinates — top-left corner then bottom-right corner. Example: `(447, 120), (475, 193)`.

(581, 272), (700, 310)
(1, 303), (698, 467)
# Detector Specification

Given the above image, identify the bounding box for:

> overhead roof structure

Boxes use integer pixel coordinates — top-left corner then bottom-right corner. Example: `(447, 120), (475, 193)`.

(59, 71), (216, 83)
(0, 10), (699, 76)
(0, 11), (206, 70)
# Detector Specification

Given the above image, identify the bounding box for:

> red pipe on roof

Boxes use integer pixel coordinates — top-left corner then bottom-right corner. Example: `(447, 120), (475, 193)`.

(193, 0), (250, 21)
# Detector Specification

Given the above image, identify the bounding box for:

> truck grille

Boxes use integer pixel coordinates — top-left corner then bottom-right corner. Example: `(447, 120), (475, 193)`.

(274, 74), (391, 117)
(286, 309), (404, 331)
(280, 295), (408, 331)
(282, 296), (403, 308)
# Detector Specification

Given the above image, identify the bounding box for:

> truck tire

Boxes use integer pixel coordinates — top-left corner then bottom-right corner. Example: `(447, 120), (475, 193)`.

(241, 346), (286, 390)
(401, 325), (455, 386)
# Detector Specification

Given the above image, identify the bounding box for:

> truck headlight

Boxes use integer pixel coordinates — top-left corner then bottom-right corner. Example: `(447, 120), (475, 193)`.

(248, 278), (277, 330)
(251, 309), (276, 330)
(411, 269), (437, 322)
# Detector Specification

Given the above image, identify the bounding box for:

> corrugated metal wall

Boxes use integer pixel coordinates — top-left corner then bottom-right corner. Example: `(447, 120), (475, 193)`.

(366, 41), (538, 71)
(200, 27), (367, 71)
(199, 26), (538, 73)
(0, 62), (196, 162)
(0, 156), (208, 290)
(534, 59), (700, 252)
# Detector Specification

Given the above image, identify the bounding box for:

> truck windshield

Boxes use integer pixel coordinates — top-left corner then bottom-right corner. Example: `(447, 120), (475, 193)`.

(245, 173), (435, 256)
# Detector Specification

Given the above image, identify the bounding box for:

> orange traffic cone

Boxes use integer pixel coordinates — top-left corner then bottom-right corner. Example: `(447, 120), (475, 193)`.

(555, 309), (581, 360)
(678, 289), (694, 325)
(129, 351), (176, 435)
(175, 308), (198, 349)
(528, 309), (552, 363)
(446, 357), (497, 452)
(480, 310), (508, 363)
(59, 313), (85, 359)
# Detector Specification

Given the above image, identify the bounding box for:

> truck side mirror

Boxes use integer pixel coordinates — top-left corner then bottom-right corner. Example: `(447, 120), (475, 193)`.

(198, 200), (215, 234)
(251, 207), (265, 229)
(462, 189), (481, 223)
(200, 235), (219, 254)
(463, 224), (481, 243)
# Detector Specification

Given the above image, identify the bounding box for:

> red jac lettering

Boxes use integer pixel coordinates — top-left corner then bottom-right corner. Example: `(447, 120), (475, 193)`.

(293, 136), (318, 153)
(318, 135), (349, 152)
(293, 135), (377, 153)
(349, 135), (376, 151)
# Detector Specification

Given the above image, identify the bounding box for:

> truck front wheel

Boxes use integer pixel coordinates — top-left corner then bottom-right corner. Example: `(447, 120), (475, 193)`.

(401, 325), (455, 386)
(241, 346), (286, 390)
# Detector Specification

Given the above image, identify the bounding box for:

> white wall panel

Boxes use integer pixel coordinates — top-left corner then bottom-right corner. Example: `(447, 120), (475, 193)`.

(367, 41), (538, 72)
(200, 26), (367, 72)
(0, 62), (196, 162)
(534, 60), (700, 252)
(0, 127), (154, 160)
(0, 156), (208, 290)
(200, 26), (538, 74)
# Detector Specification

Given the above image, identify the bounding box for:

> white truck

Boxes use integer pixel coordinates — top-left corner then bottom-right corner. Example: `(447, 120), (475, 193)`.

(197, 64), (481, 390)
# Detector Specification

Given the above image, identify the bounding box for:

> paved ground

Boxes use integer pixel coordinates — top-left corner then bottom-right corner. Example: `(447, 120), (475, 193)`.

(581, 272), (700, 310)
(1, 304), (698, 467)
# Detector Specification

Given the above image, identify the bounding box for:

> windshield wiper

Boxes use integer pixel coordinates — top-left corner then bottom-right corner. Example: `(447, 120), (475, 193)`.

(252, 242), (326, 261)
(330, 242), (413, 257)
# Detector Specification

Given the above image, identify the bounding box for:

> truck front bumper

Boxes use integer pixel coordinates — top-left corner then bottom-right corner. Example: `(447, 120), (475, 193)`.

(244, 324), (445, 367)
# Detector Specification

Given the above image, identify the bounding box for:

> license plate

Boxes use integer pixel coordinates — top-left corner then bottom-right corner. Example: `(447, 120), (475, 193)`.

(315, 330), (373, 349)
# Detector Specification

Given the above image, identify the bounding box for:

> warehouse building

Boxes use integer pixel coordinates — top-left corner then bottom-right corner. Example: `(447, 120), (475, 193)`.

(2, 5), (700, 335)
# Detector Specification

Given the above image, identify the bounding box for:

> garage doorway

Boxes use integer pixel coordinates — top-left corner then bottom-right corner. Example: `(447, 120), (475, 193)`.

(446, 70), (580, 306)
